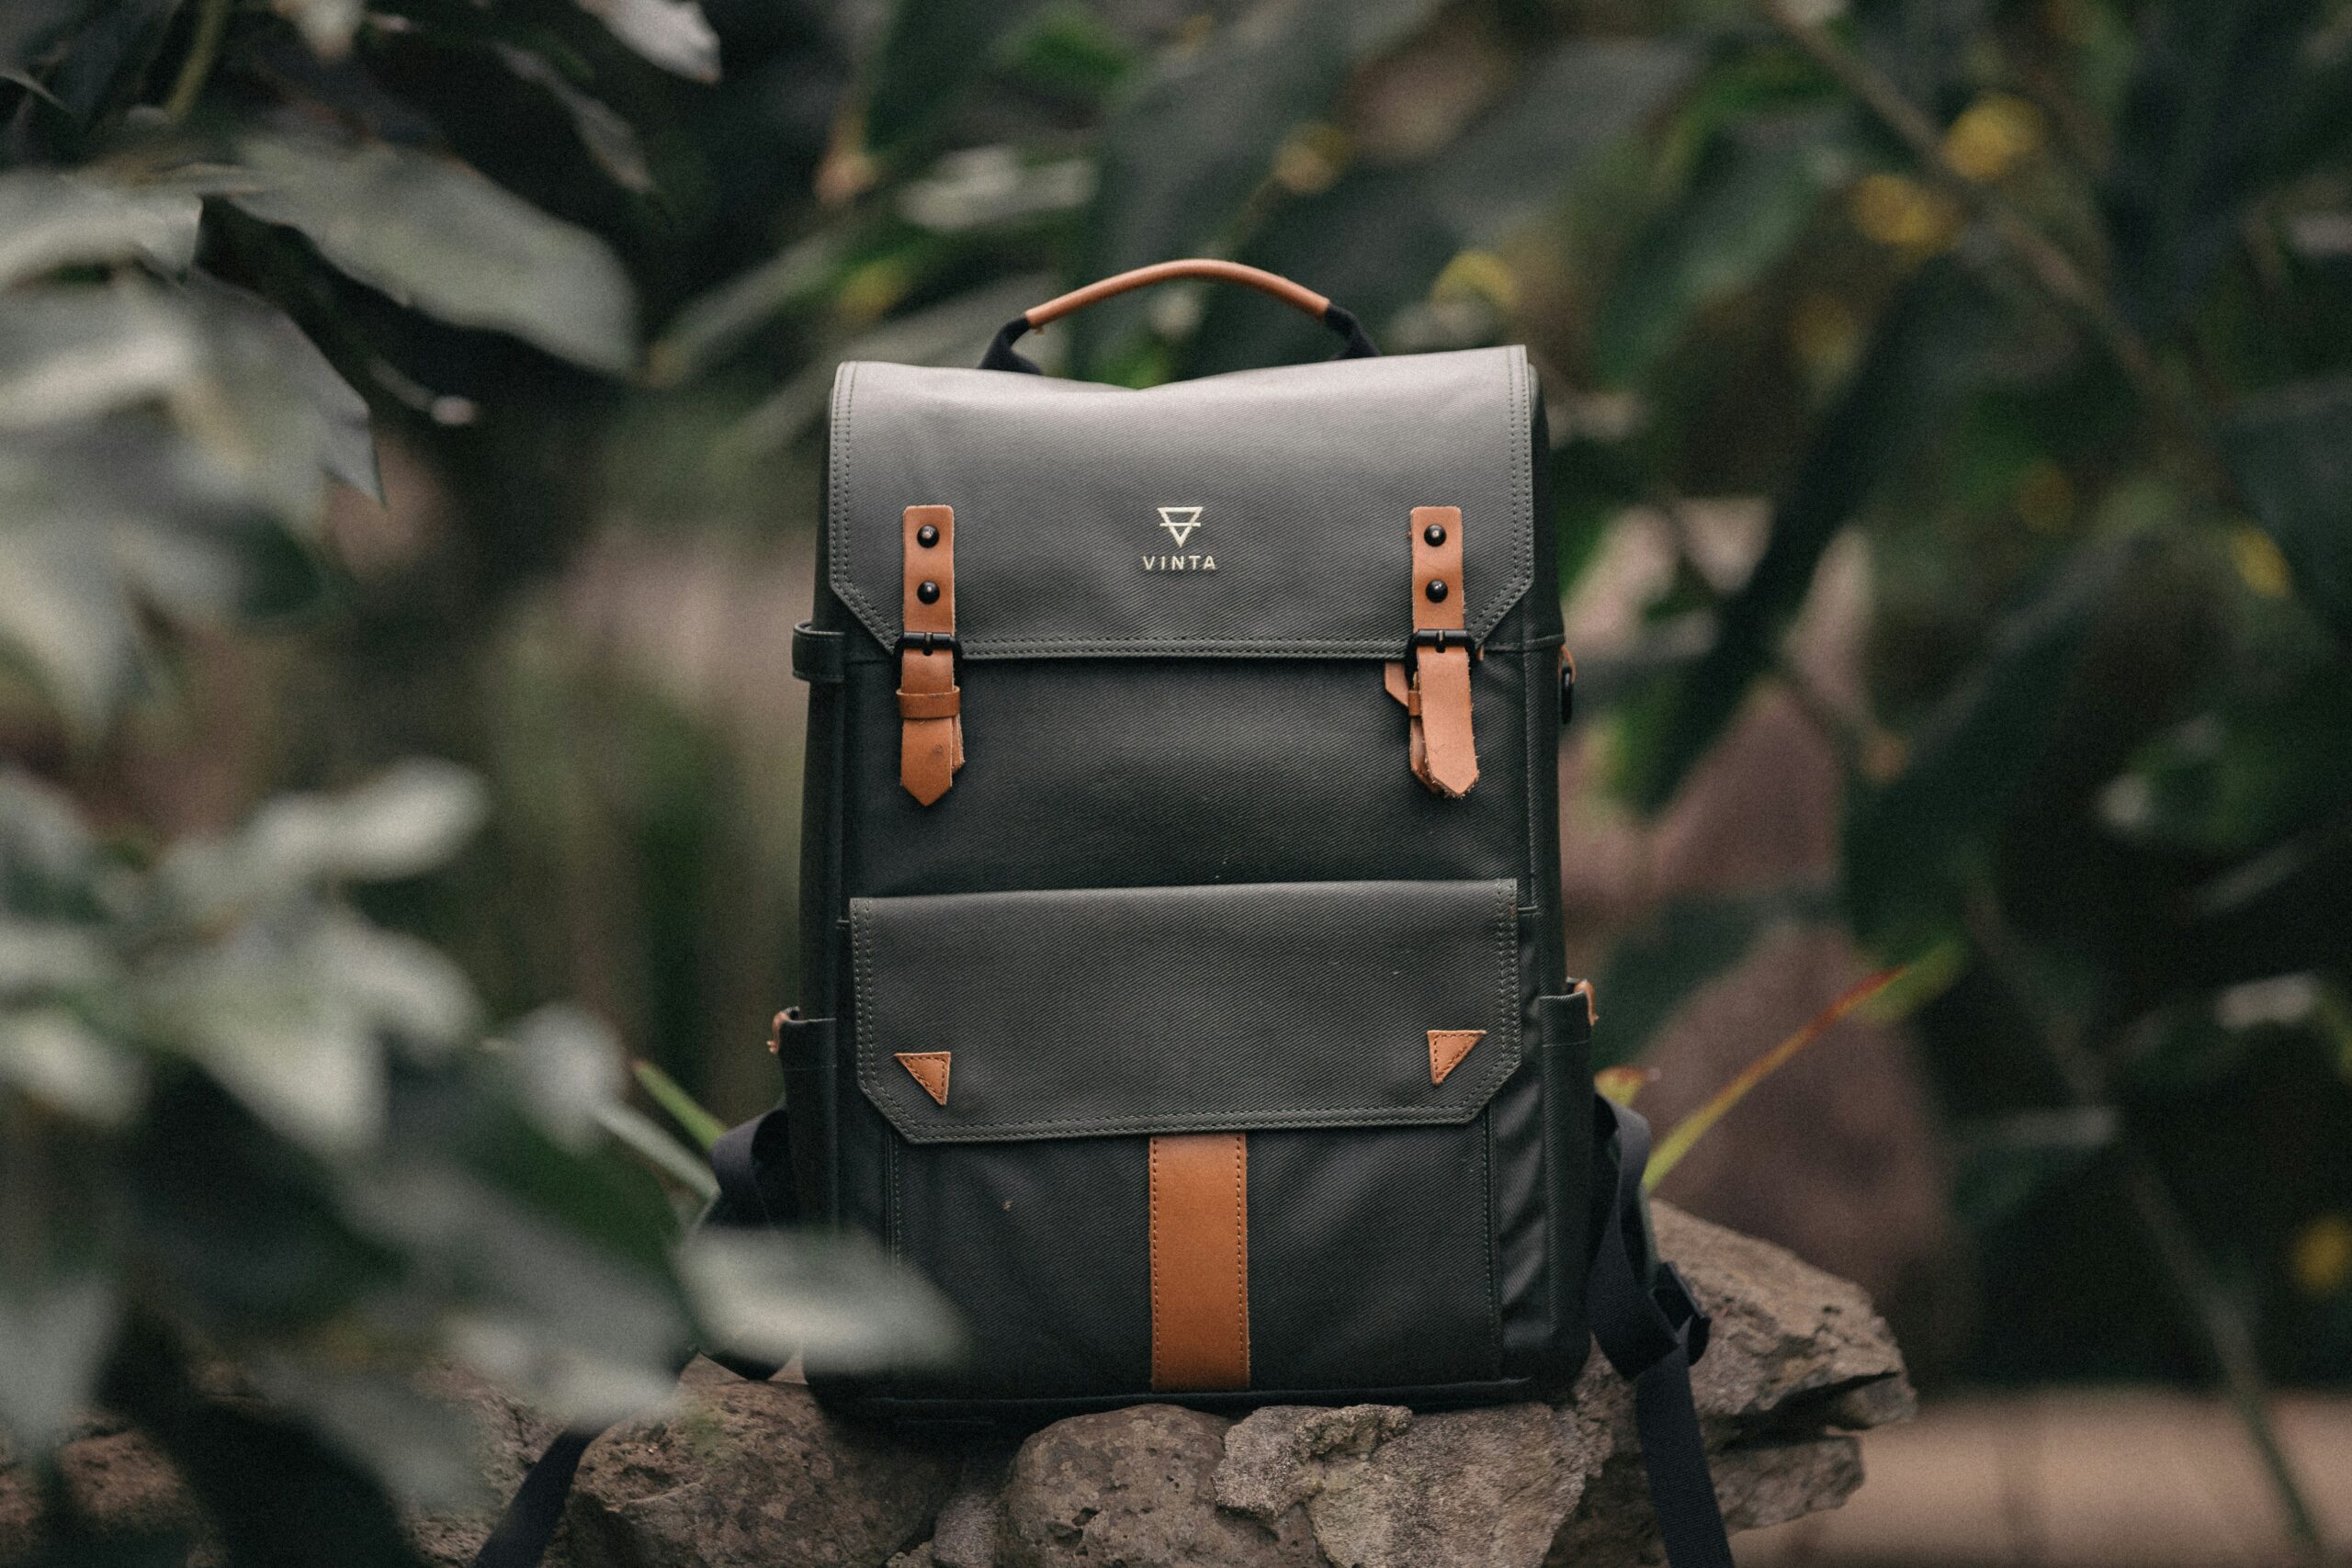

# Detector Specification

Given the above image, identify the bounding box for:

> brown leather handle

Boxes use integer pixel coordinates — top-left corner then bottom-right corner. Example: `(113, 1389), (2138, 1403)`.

(1023, 260), (1330, 329)
(978, 260), (1377, 375)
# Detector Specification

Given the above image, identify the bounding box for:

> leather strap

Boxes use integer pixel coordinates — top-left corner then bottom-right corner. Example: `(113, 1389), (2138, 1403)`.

(1406, 505), (1477, 797)
(979, 260), (1378, 374)
(898, 504), (962, 804)
(790, 621), (843, 683)
(1148, 1133), (1250, 1391)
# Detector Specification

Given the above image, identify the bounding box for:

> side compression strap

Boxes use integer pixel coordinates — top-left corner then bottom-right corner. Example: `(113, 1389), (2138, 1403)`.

(1588, 1096), (1736, 1568)
(470, 1109), (793, 1568)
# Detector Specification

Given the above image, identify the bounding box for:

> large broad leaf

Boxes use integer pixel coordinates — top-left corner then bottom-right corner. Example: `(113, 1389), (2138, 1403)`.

(2222, 374), (2352, 642)
(1181, 38), (1693, 378)
(180, 271), (381, 507)
(1844, 535), (2144, 953)
(0, 283), (200, 431)
(226, 134), (639, 375)
(1069, 2), (1353, 370)
(1620, 259), (2005, 811)
(681, 1229), (966, 1373)
(0, 170), (200, 288)
(2101, 0), (2325, 331)
(576, 0), (719, 82)
(1595, 109), (1860, 386)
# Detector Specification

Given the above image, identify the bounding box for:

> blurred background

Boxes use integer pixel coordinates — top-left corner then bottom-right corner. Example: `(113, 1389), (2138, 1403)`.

(2, 0), (2348, 1563)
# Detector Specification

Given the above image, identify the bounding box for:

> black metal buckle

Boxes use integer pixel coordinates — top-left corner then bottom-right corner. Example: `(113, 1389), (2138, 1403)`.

(1405, 626), (1471, 675)
(898, 630), (959, 660)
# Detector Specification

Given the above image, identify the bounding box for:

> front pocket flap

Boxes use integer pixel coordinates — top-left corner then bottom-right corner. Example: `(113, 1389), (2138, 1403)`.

(853, 879), (1520, 1143)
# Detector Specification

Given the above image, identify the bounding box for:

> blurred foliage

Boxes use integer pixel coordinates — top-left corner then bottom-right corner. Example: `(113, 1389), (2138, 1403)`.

(6, 0), (2352, 1554)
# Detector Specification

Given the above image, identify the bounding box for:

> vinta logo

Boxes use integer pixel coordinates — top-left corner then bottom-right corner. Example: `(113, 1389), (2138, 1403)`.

(1146, 505), (1215, 571)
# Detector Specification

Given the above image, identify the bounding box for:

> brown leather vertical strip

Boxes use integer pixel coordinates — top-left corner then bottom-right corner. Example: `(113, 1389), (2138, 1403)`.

(1408, 504), (1477, 796)
(899, 504), (962, 804)
(1148, 1133), (1250, 1392)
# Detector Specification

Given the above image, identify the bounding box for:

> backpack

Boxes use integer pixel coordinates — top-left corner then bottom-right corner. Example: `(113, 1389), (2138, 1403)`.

(477, 261), (1732, 1568)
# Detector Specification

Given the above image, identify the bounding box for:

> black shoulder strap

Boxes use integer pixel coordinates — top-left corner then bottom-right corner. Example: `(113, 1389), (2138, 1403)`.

(1587, 1095), (1736, 1568)
(471, 1109), (793, 1568)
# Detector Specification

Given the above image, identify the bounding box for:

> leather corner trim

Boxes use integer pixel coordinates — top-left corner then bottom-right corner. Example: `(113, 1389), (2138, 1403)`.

(1428, 1029), (1486, 1087)
(894, 1050), (951, 1106)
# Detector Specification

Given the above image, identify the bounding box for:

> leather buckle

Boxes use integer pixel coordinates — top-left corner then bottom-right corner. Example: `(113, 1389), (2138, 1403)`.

(1404, 626), (1471, 673)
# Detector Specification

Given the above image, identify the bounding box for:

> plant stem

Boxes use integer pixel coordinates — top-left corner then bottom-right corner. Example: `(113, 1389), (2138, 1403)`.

(162, 0), (232, 124)
(1964, 898), (2331, 1565)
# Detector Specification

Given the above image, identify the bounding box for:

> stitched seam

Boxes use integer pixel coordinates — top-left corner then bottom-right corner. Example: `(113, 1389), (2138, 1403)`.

(829, 362), (888, 635)
(830, 636), (1565, 663)
(882, 1104), (1492, 1138)
(1525, 643), (1542, 895)
(1148, 1138), (1164, 1389)
(1481, 1096), (1499, 1378)
(1232, 1135), (1250, 1385)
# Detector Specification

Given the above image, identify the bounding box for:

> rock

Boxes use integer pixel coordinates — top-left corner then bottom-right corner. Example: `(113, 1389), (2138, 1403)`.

(0, 1204), (1909, 1568)
(565, 1359), (961, 1568)
(996, 1404), (1319, 1568)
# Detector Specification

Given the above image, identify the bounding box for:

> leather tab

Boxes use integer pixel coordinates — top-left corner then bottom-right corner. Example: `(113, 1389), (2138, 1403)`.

(1428, 1029), (1485, 1087)
(894, 1051), (951, 1106)
(1408, 505), (1477, 797)
(899, 504), (962, 804)
(1149, 1133), (1250, 1391)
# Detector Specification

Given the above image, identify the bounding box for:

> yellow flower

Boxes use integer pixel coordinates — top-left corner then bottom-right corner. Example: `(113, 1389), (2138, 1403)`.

(2230, 525), (2293, 599)
(1271, 123), (1348, 197)
(2291, 1213), (2352, 1298)
(1945, 94), (2044, 183)
(1849, 173), (1962, 254)
(1431, 250), (1520, 313)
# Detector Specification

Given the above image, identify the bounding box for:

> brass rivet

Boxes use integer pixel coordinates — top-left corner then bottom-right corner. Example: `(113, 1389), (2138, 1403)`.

(1423, 523), (1447, 547)
(917, 524), (940, 547)
(917, 581), (941, 604)
(1424, 579), (1449, 603)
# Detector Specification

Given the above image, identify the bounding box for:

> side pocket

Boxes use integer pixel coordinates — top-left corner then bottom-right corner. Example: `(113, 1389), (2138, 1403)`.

(1535, 986), (1597, 1383)
(774, 1009), (835, 1224)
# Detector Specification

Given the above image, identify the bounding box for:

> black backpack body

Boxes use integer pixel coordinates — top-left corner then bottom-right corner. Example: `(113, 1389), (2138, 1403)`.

(474, 264), (1732, 1568)
(785, 329), (1594, 1416)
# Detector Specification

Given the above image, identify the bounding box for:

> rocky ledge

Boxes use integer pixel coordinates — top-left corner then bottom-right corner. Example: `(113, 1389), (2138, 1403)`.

(1, 1205), (1912, 1568)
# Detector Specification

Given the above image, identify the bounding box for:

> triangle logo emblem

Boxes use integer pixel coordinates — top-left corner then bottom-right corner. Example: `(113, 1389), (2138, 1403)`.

(1157, 505), (1204, 547)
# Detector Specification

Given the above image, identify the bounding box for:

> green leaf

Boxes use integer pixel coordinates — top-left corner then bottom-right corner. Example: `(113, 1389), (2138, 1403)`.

(1181, 38), (1693, 378)
(1069, 2), (1352, 368)
(0, 283), (201, 430)
(632, 1056), (725, 1151)
(0, 1007), (143, 1123)
(182, 271), (380, 506)
(575, 0), (718, 82)
(0, 170), (201, 288)
(2101, 0), (2325, 330)
(162, 760), (490, 918)
(510, 1004), (624, 1148)
(226, 133), (639, 375)
(2222, 375), (2352, 641)
(863, 0), (1054, 155)
(596, 1100), (718, 1200)
(1844, 535), (2143, 952)
(1596, 109), (1859, 386)
(0, 1267), (119, 1453)
(679, 1229), (966, 1373)
(495, 43), (656, 194)
(1620, 259), (2005, 810)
